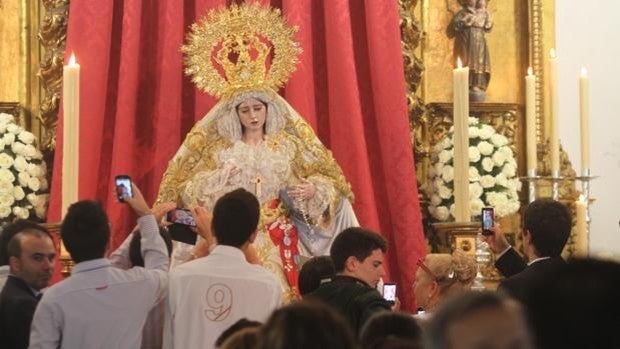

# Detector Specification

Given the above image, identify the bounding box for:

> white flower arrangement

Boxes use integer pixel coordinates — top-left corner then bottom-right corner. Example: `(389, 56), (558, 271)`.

(428, 117), (521, 221)
(0, 113), (49, 224)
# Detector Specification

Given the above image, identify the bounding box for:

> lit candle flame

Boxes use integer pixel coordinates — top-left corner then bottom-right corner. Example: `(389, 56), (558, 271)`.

(457, 57), (462, 69)
(68, 53), (76, 66)
(527, 67), (533, 76)
(581, 67), (588, 77)
(550, 48), (557, 58)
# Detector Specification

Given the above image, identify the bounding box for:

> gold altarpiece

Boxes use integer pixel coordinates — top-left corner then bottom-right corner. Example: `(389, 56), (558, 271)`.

(4, 1), (585, 277)
(399, 0), (585, 283)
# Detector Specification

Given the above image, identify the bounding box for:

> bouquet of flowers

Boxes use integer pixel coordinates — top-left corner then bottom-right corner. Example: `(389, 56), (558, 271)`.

(0, 113), (49, 224)
(427, 117), (521, 221)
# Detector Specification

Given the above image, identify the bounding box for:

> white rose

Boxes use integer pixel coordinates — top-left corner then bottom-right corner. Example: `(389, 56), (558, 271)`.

(499, 146), (514, 159)
(13, 185), (25, 200)
(469, 182), (483, 199)
(17, 131), (35, 144)
(480, 175), (496, 188)
(430, 194), (442, 206)
(13, 156), (28, 172)
(0, 193), (15, 207)
(435, 206), (450, 221)
(0, 168), (15, 183)
(434, 162), (444, 176)
(35, 194), (49, 219)
(0, 113), (14, 124)
(0, 124), (6, 134)
(11, 142), (25, 155)
(479, 125), (494, 139)
(13, 206), (25, 219)
(18, 172), (31, 186)
(0, 153), (13, 168)
(490, 134), (508, 147)
(496, 173), (509, 187)
(7, 124), (21, 134)
(492, 151), (507, 166)
(0, 180), (12, 194)
(469, 166), (481, 182)
(502, 162), (516, 177)
(468, 117), (478, 125)
(449, 204), (456, 216)
(18, 207), (31, 219)
(438, 184), (452, 199)
(470, 198), (485, 215)
(3, 133), (15, 144)
(477, 141), (494, 156)
(469, 126), (480, 139)
(0, 205), (11, 218)
(481, 157), (495, 172)
(26, 163), (41, 177)
(438, 149), (452, 163)
(441, 165), (454, 182)
(0, 139), (5, 149)
(23, 144), (37, 158)
(27, 177), (40, 191)
(469, 146), (481, 163)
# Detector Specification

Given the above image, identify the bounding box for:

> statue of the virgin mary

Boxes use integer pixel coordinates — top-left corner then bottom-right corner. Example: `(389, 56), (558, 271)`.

(156, 3), (358, 300)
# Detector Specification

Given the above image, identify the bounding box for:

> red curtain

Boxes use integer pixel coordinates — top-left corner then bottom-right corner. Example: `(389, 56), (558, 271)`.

(49, 0), (426, 310)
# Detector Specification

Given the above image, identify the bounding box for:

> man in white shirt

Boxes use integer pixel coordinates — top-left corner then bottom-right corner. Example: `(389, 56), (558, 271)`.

(167, 188), (282, 349)
(29, 184), (169, 349)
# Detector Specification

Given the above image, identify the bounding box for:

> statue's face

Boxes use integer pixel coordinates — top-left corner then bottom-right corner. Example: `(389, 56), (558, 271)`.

(237, 98), (267, 133)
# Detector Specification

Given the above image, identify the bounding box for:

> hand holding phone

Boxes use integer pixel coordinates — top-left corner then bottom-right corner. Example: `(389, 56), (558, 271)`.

(115, 175), (133, 202)
(481, 207), (494, 236)
(383, 283), (397, 304)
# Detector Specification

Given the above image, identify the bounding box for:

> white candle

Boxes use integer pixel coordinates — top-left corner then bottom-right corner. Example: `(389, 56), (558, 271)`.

(580, 67), (590, 173)
(574, 195), (588, 257)
(549, 49), (560, 176)
(525, 67), (537, 173)
(453, 57), (470, 222)
(62, 53), (80, 218)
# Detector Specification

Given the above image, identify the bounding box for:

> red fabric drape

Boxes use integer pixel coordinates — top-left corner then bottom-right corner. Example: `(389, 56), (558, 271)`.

(49, 0), (426, 311)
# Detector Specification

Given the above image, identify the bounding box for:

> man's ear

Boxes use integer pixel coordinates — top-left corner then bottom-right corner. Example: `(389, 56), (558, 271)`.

(522, 229), (532, 244)
(344, 256), (359, 272)
(8, 255), (21, 273)
(248, 230), (258, 244)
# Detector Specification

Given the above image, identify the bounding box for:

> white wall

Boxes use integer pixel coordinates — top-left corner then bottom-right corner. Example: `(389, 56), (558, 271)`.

(556, 0), (620, 257)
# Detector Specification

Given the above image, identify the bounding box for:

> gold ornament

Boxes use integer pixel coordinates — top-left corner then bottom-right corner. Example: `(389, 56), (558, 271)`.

(182, 2), (302, 98)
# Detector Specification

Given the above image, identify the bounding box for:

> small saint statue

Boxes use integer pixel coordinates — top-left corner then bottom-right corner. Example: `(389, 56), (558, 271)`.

(448, 0), (493, 102)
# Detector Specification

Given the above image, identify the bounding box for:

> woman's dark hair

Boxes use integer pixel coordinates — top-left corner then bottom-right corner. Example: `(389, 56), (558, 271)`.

(257, 300), (358, 349)
(298, 256), (336, 296)
(128, 227), (173, 267)
(359, 312), (423, 349)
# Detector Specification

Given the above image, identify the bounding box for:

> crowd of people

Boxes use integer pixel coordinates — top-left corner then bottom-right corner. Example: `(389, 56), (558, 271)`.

(0, 186), (619, 349)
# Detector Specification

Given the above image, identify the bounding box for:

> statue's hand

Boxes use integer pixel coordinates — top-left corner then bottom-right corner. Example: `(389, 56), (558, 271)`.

(287, 179), (316, 201)
(225, 166), (242, 185)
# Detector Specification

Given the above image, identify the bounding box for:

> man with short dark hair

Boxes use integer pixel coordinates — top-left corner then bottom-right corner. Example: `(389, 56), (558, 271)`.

(29, 184), (169, 349)
(310, 227), (391, 334)
(0, 220), (50, 290)
(484, 198), (572, 301)
(0, 221), (54, 349)
(167, 188), (282, 349)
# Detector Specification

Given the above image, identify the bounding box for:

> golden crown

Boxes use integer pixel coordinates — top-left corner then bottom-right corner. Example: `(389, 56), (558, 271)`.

(182, 2), (302, 98)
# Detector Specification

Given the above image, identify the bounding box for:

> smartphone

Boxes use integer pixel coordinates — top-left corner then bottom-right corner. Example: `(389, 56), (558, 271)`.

(168, 224), (197, 245)
(114, 175), (133, 202)
(383, 283), (396, 304)
(167, 208), (197, 227)
(481, 207), (494, 236)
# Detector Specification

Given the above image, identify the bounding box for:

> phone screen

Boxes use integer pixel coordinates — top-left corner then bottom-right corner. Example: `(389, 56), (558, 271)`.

(383, 283), (396, 303)
(115, 175), (133, 202)
(481, 207), (494, 234)
(167, 209), (197, 227)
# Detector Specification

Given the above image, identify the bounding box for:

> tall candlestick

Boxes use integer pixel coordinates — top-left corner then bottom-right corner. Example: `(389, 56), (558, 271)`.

(62, 53), (80, 219)
(525, 67), (537, 173)
(580, 67), (590, 173)
(574, 195), (588, 257)
(548, 49), (560, 176)
(453, 57), (470, 222)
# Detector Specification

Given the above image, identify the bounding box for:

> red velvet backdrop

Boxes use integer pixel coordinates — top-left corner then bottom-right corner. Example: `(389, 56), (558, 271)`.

(48, 0), (426, 310)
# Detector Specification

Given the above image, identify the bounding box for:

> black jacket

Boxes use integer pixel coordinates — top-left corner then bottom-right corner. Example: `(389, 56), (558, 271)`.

(0, 275), (40, 349)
